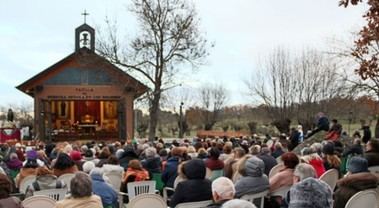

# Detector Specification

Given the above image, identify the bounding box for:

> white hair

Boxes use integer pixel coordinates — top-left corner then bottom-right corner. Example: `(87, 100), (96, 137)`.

(90, 167), (104, 176)
(82, 161), (95, 173)
(222, 199), (257, 208)
(63, 144), (73, 154)
(293, 163), (316, 181)
(145, 147), (157, 158)
(212, 177), (235, 199)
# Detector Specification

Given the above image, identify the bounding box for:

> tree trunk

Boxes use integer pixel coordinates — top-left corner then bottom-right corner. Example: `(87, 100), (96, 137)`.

(375, 117), (379, 138)
(148, 91), (161, 142)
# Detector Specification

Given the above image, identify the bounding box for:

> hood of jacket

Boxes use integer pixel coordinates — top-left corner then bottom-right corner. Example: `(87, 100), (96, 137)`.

(90, 173), (105, 182)
(6, 158), (22, 170)
(245, 157), (265, 177)
(337, 172), (378, 189)
(183, 159), (206, 179)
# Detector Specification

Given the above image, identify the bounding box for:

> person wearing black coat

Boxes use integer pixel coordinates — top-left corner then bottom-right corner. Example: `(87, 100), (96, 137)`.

(289, 128), (300, 151)
(169, 159), (212, 208)
(364, 138), (379, 167)
(362, 125), (371, 144)
(306, 112), (330, 139)
(119, 147), (138, 169)
(258, 147), (278, 176)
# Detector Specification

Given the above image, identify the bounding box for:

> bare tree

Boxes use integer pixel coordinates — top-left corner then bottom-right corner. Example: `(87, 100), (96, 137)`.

(246, 47), (347, 133)
(97, 0), (211, 140)
(199, 84), (228, 130)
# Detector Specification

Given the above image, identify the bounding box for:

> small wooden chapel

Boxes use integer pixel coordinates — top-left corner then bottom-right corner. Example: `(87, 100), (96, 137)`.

(16, 21), (148, 142)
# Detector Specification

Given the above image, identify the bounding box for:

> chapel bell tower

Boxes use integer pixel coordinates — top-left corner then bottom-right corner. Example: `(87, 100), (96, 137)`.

(75, 11), (95, 52)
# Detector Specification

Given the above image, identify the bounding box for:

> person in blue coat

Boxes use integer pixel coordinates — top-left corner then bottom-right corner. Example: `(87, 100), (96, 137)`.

(90, 167), (118, 208)
(162, 147), (183, 188)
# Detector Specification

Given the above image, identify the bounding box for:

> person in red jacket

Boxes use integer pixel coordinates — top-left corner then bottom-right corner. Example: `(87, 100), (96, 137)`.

(300, 147), (325, 178)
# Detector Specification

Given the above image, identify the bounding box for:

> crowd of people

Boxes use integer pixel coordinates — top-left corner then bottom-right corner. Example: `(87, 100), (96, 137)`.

(0, 127), (378, 208)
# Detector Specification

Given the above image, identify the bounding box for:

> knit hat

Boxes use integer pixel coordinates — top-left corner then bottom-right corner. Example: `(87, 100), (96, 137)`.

(26, 150), (38, 160)
(347, 156), (369, 174)
(322, 142), (335, 155)
(70, 150), (82, 161)
(289, 177), (333, 208)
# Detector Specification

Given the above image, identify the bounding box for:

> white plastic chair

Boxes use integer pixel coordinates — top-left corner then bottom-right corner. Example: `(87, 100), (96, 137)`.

(345, 189), (379, 208)
(319, 169), (339, 191)
(175, 200), (213, 208)
(22, 195), (56, 208)
(368, 165), (379, 174)
(57, 173), (75, 192)
(34, 188), (68, 201)
(128, 193), (166, 208)
(19, 175), (37, 194)
(104, 171), (123, 191)
(127, 180), (156, 200)
(241, 190), (269, 208)
(269, 163), (284, 178)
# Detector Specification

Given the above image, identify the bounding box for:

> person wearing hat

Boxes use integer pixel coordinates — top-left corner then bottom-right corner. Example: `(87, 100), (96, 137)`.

(70, 150), (84, 171)
(364, 138), (379, 167)
(333, 156), (378, 208)
(169, 159), (212, 208)
(234, 156), (269, 198)
(288, 177), (333, 208)
(22, 149), (45, 167)
(15, 157), (38, 187)
(322, 142), (341, 174)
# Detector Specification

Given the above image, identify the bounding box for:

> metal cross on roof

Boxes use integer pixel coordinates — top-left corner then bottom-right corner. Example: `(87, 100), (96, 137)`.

(81, 10), (89, 24)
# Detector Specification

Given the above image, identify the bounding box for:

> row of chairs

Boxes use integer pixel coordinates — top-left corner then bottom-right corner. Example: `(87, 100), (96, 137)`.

(19, 173), (75, 194)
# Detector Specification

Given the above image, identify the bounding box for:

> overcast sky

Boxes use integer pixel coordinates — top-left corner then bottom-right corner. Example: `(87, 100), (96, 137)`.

(0, 0), (366, 108)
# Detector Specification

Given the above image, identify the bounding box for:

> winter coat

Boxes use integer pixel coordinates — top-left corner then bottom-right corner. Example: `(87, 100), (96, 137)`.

(54, 195), (103, 208)
(317, 116), (330, 131)
(142, 156), (162, 174)
(53, 165), (78, 177)
(289, 130), (300, 150)
(205, 158), (224, 170)
(169, 159), (212, 208)
(272, 149), (285, 159)
(91, 173), (118, 208)
(308, 159), (326, 178)
(269, 168), (294, 193)
(364, 150), (379, 167)
(123, 168), (149, 183)
(119, 149), (138, 169)
(362, 126), (371, 144)
(235, 157), (269, 198)
(6, 158), (23, 170)
(333, 172), (378, 208)
(102, 164), (124, 176)
(258, 153), (278, 176)
(342, 144), (363, 157)
(161, 157), (179, 188)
